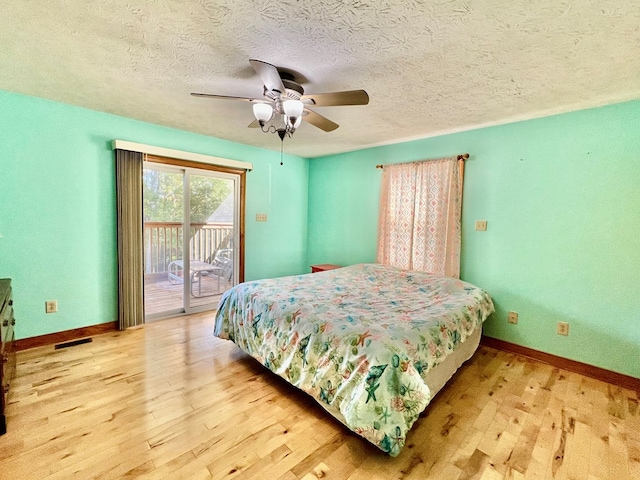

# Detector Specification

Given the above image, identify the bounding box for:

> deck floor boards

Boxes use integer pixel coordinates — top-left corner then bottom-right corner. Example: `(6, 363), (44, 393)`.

(144, 276), (232, 316)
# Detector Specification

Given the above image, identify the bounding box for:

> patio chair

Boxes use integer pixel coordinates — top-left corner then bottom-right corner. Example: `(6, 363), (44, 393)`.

(208, 248), (233, 282)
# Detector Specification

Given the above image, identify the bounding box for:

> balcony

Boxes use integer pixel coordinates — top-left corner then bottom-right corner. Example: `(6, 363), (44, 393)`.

(144, 221), (233, 316)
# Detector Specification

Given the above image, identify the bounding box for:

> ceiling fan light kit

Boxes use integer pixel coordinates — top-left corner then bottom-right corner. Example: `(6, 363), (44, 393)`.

(192, 59), (369, 146)
(282, 99), (304, 125)
(252, 102), (274, 126)
(251, 97), (304, 139)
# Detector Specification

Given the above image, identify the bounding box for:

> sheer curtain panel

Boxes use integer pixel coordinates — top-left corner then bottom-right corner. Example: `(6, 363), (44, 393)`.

(377, 157), (464, 278)
(115, 149), (145, 329)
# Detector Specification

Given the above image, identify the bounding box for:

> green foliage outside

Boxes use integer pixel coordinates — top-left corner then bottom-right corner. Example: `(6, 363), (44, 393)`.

(143, 169), (231, 223)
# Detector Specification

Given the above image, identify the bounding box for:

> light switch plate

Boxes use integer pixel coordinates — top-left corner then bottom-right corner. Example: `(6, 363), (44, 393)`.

(475, 220), (487, 231)
(256, 213), (267, 222)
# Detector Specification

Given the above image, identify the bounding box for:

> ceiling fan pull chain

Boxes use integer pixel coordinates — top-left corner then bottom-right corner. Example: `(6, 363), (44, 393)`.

(280, 139), (284, 166)
(277, 128), (285, 165)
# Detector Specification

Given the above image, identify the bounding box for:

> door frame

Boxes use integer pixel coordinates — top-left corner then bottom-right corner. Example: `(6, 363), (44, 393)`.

(144, 154), (246, 319)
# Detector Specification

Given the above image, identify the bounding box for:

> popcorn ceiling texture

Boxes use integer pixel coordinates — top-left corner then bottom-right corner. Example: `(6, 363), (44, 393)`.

(0, 0), (638, 157)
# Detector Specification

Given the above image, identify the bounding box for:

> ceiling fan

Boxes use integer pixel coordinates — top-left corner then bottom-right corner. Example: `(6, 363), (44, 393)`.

(191, 59), (369, 142)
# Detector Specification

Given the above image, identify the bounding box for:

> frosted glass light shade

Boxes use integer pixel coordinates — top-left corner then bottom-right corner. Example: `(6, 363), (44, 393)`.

(285, 113), (303, 129)
(283, 99), (304, 118)
(253, 103), (273, 123)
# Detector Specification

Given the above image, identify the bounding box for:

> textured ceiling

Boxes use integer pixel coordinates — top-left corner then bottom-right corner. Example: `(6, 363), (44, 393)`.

(0, 1), (638, 158)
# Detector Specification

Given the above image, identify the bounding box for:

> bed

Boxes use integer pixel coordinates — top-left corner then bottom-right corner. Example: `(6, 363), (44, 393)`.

(213, 263), (494, 456)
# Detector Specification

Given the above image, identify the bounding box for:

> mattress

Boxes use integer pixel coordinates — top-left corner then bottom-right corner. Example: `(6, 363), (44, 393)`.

(424, 324), (481, 397)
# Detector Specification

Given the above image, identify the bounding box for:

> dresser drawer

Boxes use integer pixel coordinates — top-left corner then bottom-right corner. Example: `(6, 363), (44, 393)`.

(1, 323), (15, 390)
(0, 279), (14, 435)
(1, 303), (13, 344)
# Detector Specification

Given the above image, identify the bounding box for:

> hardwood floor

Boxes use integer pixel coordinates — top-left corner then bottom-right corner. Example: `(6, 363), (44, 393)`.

(0, 313), (638, 480)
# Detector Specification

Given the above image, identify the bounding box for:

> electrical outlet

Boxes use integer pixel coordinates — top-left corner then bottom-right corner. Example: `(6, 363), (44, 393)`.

(255, 213), (268, 222)
(475, 220), (487, 231)
(507, 311), (518, 324)
(45, 300), (58, 314)
(557, 321), (569, 336)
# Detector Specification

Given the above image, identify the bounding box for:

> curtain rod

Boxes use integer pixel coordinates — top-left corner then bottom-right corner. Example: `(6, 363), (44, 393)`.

(375, 153), (469, 169)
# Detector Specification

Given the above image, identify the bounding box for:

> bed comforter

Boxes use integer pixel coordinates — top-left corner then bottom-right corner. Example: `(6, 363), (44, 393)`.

(213, 263), (494, 456)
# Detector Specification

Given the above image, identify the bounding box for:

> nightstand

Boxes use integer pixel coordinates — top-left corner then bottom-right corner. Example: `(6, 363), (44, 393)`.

(310, 264), (341, 273)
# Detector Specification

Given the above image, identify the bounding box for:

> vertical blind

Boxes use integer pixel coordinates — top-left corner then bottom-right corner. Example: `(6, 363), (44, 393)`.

(115, 149), (145, 329)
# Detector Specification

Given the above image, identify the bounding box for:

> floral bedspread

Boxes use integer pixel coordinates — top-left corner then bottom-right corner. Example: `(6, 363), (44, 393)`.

(213, 263), (494, 456)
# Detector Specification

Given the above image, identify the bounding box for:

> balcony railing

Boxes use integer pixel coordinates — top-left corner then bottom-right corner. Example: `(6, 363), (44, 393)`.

(144, 222), (233, 281)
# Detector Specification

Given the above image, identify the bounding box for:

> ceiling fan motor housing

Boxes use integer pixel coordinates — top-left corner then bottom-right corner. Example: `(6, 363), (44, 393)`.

(265, 77), (304, 110)
(281, 77), (304, 97)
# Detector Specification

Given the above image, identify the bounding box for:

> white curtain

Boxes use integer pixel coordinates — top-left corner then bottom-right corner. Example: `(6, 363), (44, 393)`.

(377, 157), (464, 278)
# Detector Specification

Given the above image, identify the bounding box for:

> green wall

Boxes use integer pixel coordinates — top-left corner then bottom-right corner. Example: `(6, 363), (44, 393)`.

(307, 100), (640, 378)
(2, 88), (638, 379)
(0, 90), (308, 339)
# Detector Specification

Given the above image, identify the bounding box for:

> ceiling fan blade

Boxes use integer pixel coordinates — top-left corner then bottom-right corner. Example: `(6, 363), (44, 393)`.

(248, 119), (260, 128)
(303, 108), (339, 132)
(301, 89), (369, 107)
(191, 92), (257, 102)
(249, 59), (286, 95)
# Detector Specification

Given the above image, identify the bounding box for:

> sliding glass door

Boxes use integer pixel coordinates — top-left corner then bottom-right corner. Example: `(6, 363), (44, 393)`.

(142, 163), (239, 319)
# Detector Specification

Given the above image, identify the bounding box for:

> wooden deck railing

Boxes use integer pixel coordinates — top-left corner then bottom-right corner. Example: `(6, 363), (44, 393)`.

(144, 222), (233, 276)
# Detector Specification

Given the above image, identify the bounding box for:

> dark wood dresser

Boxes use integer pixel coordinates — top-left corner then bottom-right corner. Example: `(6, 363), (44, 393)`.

(1, 279), (15, 435)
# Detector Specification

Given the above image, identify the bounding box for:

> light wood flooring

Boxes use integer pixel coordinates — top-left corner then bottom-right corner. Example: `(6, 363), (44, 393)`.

(0, 313), (638, 480)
